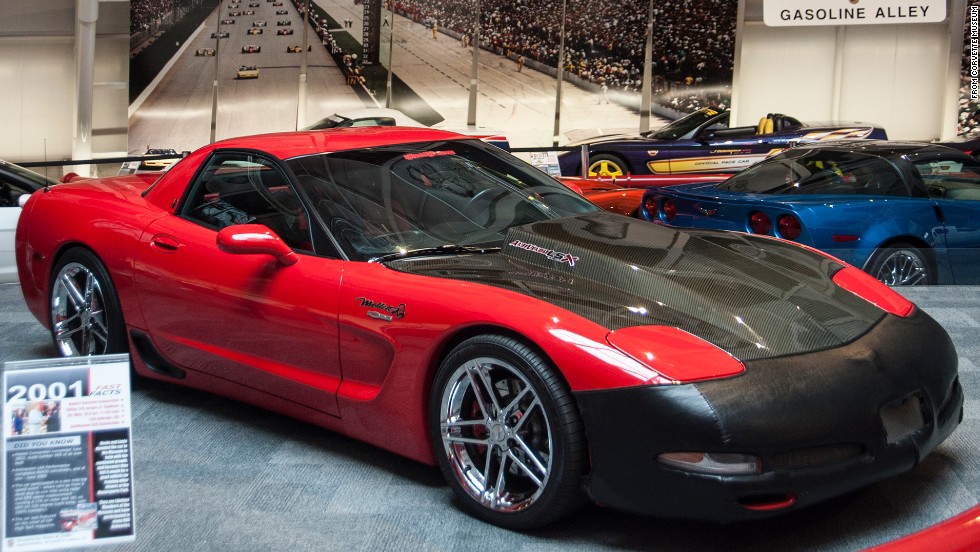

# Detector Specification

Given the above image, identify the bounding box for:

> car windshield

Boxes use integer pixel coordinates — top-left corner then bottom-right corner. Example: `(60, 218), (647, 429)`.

(647, 108), (728, 140)
(1, 160), (59, 189)
(303, 115), (349, 130)
(718, 149), (909, 196)
(288, 139), (598, 261)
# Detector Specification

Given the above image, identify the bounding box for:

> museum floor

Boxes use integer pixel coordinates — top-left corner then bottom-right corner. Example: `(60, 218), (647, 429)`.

(1, 282), (977, 551)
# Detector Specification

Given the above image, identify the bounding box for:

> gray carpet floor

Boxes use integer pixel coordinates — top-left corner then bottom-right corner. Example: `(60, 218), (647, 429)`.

(1, 282), (977, 551)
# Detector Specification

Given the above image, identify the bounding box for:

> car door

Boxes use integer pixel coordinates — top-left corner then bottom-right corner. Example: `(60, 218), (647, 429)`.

(132, 151), (343, 416)
(667, 114), (776, 174)
(914, 155), (980, 284)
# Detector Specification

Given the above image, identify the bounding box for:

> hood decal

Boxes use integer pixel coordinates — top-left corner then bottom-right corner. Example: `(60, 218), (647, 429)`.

(507, 239), (579, 267)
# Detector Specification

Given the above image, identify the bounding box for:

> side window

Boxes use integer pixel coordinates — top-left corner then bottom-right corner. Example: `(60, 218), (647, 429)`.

(0, 180), (34, 207)
(182, 152), (312, 250)
(915, 157), (980, 201)
(350, 117), (396, 127)
(797, 157), (908, 197)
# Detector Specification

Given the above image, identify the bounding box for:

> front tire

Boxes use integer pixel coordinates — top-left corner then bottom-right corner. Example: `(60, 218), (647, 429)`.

(49, 248), (127, 356)
(430, 335), (587, 529)
(866, 243), (933, 286)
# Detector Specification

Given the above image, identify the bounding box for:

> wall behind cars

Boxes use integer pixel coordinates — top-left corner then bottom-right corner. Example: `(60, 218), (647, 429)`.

(732, 0), (966, 140)
(0, 0), (129, 168)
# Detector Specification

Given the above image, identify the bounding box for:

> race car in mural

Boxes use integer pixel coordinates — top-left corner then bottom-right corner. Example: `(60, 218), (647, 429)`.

(558, 107), (887, 178)
(236, 65), (259, 79)
(15, 128), (961, 529)
(641, 141), (980, 285)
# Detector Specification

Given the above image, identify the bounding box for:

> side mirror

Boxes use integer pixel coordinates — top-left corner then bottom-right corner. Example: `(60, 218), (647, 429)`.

(216, 224), (298, 266)
(18, 194), (30, 208)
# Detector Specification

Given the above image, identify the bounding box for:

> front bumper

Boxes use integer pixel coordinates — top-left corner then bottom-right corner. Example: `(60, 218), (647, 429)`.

(575, 307), (963, 522)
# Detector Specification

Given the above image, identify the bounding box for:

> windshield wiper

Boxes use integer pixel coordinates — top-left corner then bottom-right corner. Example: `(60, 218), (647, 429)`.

(370, 244), (501, 263)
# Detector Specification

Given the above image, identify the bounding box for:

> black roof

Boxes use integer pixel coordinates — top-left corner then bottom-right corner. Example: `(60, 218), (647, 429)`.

(793, 139), (962, 159)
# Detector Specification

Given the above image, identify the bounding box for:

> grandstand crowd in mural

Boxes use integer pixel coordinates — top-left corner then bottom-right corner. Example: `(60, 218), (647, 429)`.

(389, 0), (736, 104)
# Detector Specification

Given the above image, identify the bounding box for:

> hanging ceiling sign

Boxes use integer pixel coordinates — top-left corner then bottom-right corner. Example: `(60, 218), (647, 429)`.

(764, 0), (946, 26)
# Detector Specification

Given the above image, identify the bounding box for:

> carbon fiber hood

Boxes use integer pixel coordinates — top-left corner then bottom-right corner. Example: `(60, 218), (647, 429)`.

(388, 212), (884, 361)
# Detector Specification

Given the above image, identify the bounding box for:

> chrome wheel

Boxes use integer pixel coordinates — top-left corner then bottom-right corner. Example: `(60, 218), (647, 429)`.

(438, 356), (552, 512)
(869, 245), (930, 286)
(431, 335), (586, 529)
(49, 249), (125, 356)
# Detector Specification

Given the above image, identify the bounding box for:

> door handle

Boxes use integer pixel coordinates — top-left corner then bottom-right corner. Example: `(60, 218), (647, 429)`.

(150, 234), (180, 253)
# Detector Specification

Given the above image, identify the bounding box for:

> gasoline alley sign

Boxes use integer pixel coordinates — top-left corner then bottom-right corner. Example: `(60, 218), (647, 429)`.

(764, 0), (946, 26)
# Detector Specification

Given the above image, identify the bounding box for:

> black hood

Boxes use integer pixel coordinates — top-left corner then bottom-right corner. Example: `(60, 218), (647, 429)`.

(388, 212), (884, 362)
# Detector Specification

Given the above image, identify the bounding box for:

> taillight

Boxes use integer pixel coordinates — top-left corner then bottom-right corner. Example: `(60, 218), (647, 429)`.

(776, 215), (801, 240)
(643, 196), (658, 219)
(748, 211), (771, 234)
(661, 199), (677, 222)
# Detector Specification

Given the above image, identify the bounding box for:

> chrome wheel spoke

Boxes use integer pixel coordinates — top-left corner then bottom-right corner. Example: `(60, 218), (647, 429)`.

(87, 324), (108, 354)
(493, 450), (510, 502)
(483, 447), (508, 507)
(60, 272), (87, 310)
(511, 433), (548, 480)
(510, 395), (539, 433)
(464, 361), (499, 418)
(502, 386), (531, 419)
(443, 433), (489, 446)
(53, 320), (84, 340)
(442, 418), (486, 430)
(506, 448), (545, 489)
(53, 313), (81, 334)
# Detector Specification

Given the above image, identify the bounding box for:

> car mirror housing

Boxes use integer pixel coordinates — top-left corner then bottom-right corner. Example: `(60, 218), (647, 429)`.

(216, 224), (298, 266)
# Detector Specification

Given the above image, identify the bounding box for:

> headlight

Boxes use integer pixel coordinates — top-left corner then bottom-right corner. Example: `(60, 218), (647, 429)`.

(657, 452), (761, 475)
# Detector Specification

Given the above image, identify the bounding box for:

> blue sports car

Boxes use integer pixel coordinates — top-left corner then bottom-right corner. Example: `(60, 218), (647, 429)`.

(640, 141), (980, 285)
(558, 107), (887, 178)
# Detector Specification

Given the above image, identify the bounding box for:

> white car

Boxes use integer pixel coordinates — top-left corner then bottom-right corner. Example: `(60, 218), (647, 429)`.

(302, 108), (427, 130)
(0, 160), (59, 283)
(304, 108), (510, 149)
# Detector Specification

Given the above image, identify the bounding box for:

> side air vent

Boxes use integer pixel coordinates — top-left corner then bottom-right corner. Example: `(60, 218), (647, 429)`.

(130, 330), (186, 380)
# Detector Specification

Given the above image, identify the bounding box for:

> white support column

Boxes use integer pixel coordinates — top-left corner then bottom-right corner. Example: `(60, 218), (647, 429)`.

(73, 0), (98, 176)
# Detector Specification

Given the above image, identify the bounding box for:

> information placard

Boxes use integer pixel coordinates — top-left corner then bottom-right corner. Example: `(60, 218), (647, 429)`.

(763, 0), (946, 27)
(2, 355), (135, 551)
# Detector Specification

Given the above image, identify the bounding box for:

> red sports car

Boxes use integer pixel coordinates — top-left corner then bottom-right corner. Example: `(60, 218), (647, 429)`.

(15, 128), (962, 529)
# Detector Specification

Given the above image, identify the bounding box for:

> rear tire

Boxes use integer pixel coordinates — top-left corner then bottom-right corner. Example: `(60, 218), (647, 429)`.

(866, 243), (933, 286)
(587, 154), (629, 178)
(430, 335), (587, 529)
(49, 248), (127, 356)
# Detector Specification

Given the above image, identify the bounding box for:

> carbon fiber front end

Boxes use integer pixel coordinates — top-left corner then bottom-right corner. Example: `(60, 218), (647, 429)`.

(574, 307), (962, 521)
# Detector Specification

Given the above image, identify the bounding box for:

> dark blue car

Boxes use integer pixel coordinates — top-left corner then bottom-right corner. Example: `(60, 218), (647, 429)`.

(640, 141), (980, 285)
(558, 107), (887, 178)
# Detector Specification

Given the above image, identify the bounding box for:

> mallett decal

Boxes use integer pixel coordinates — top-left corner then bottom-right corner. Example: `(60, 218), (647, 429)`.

(356, 297), (406, 320)
(508, 239), (579, 267)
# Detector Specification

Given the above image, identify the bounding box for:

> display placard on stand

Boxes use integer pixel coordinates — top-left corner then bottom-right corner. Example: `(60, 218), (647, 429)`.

(2, 354), (135, 551)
